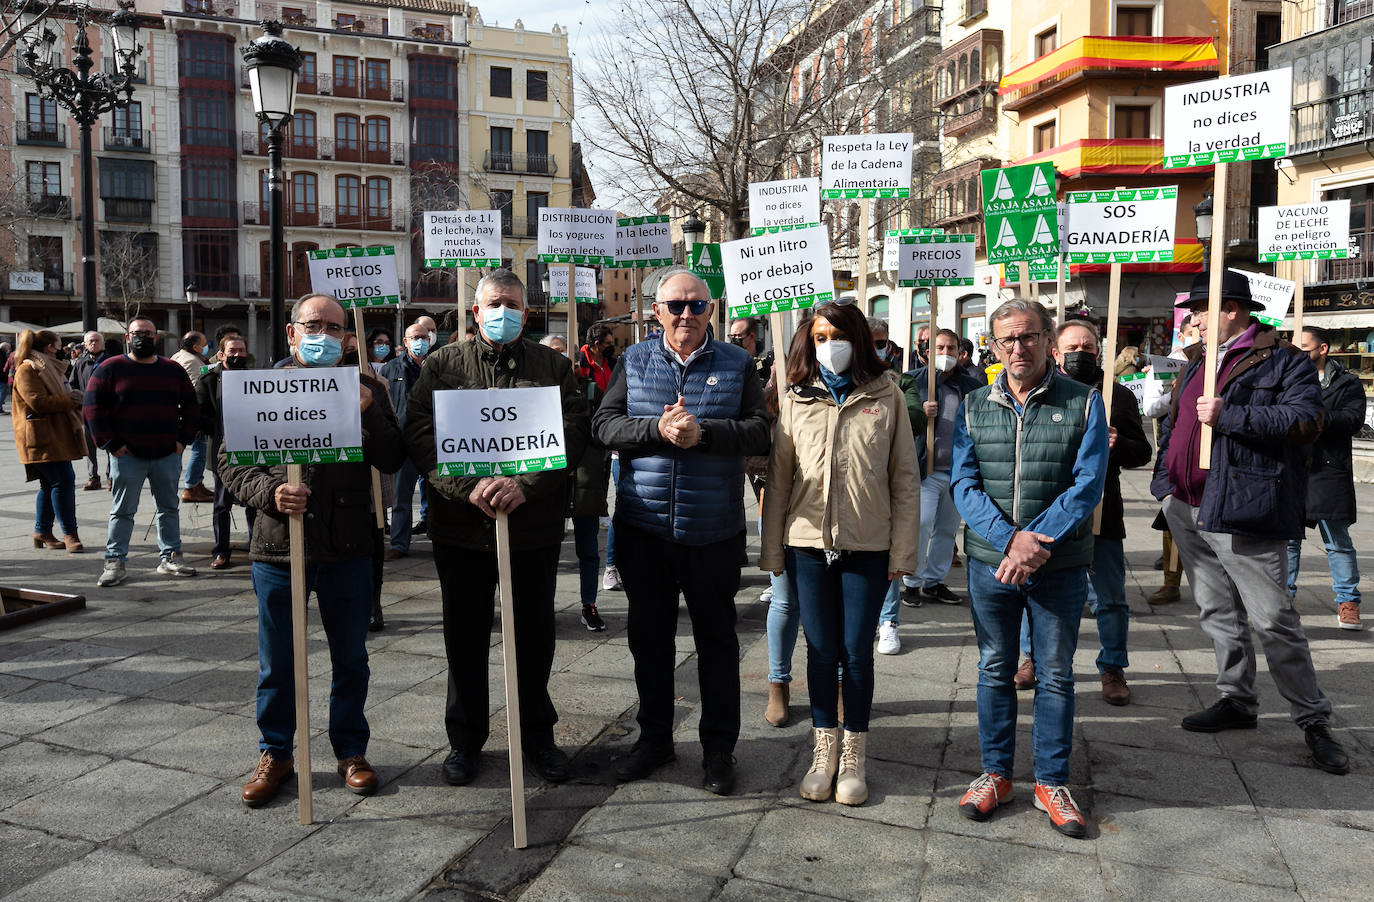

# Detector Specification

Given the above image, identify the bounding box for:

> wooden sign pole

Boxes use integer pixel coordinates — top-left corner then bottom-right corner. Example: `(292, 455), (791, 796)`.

(1055, 252), (1067, 324)
(566, 263), (578, 353)
(352, 307), (385, 529)
(494, 511), (528, 849)
(857, 201), (870, 312)
(1093, 262), (1123, 534)
(1291, 259), (1305, 339)
(926, 286), (938, 478)
(633, 269), (644, 343)
(1199, 162), (1228, 470)
(1018, 268), (1031, 301)
(286, 462), (312, 826)
(768, 311), (788, 391)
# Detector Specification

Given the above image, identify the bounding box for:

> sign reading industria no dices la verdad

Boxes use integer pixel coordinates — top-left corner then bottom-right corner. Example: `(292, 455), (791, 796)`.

(221, 367), (364, 466)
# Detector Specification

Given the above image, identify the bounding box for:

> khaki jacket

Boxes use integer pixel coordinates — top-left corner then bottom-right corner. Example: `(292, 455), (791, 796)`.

(760, 373), (920, 575)
(11, 355), (86, 466)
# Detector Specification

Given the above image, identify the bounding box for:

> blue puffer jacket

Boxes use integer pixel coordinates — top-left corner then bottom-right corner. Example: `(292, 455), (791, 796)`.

(593, 336), (771, 545)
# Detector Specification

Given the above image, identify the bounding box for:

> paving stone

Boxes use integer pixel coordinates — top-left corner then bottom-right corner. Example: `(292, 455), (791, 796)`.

(716, 876), (854, 902)
(519, 843), (723, 902)
(132, 710), (259, 781)
(0, 741), (109, 810)
(147, 661), (257, 712)
(1240, 759), (1374, 831)
(919, 831), (1107, 902)
(926, 768), (1098, 855)
(36, 697), (219, 757)
(0, 640), (129, 681)
(0, 672), (36, 699)
(62, 651), (209, 696)
(0, 848), (221, 902)
(212, 882), (338, 902)
(1266, 815), (1370, 899)
(0, 822), (95, 896)
(1099, 859), (1301, 902)
(1085, 741), (1252, 808)
(0, 680), (123, 735)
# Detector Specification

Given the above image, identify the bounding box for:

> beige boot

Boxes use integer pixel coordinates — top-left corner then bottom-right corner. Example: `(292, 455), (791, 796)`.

(834, 730), (868, 806)
(799, 727), (840, 801)
(764, 682), (790, 727)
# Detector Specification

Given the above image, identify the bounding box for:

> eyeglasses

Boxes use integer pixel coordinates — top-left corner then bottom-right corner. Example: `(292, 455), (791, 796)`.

(292, 319), (345, 337)
(992, 330), (1047, 352)
(128, 330), (156, 340)
(663, 299), (709, 316)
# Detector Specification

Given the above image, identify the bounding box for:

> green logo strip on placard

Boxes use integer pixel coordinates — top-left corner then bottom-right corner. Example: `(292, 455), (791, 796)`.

(437, 456), (568, 477)
(728, 291), (834, 319)
(1260, 249), (1350, 262)
(307, 247), (395, 260)
(750, 222), (822, 236)
(1164, 143), (1287, 169)
(823, 188), (912, 199)
(423, 257), (501, 268)
(887, 228), (942, 237)
(1066, 186), (1178, 204)
(539, 254), (615, 265)
(1067, 250), (1175, 264)
(227, 447), (365, 466)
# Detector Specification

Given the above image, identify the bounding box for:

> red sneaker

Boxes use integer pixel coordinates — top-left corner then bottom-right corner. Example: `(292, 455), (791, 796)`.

(1033, 783), (1088, 838)
(957, 772), (1013, 821)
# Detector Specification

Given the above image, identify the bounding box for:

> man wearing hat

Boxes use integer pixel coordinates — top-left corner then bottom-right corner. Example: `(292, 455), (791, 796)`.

(1152, 268), (1350, 774)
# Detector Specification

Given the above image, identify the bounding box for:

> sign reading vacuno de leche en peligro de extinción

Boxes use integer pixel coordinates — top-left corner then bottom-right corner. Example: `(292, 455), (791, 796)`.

(537, 208), (617, 265)
(821, 133), (913, 198)
(981, 162), (1059, 266)
(721, 225), (835, 318)
(306, 247), (401, 308)
(750, 178), (822, 234)
(433, 385), (567, 478)
(221, 367), (363, 466)
(1258, 200), (1352, 261)
(1163, 67), (1292, 168)
(896, 234), (976, 287)
(1063, 187), (1178, 263)
(422, 210), (502, 268)
(612, 216), (674, 268)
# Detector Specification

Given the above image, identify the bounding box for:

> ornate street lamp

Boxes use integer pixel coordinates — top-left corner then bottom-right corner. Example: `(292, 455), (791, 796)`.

(184, 279), (198, 324)
(242, 20), (301, 363)
(20, 0), (143, 333)
(1194, 191), (1214, 272)
(681, 212), (706, 262)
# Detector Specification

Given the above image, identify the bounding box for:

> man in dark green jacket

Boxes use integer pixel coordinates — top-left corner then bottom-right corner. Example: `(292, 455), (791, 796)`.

(403, 269), (590, 788)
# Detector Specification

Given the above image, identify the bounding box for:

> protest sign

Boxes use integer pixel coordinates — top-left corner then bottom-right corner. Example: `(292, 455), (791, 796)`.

(1117, 372), (1148, 414)
(896, 234), (976, 287)
(750, 178), (822, 233)
(433, 385), (567, 477)
(884, 228), (941, 271)
(689, 243), (726, 300)
(1163, 67), (1292, 168)
(613, 215), (673, 267)
(422, 211), (502, 267)
(821, 132), (914, 198)
(549, 265), (598, 305)
(1229, 268), (1295, 328)
(1144, 354), (1186, 376)
(1003, 258), (1059, 282)
(1258, 200), (1351, 261)
(537, 208), (617, 264)
(981, 162), (1059, 265)
(720, 225), (835, 318)
(221, 367), (363, 465)
(1064, 187), (1178, 263)
(306, 247), (400, 308)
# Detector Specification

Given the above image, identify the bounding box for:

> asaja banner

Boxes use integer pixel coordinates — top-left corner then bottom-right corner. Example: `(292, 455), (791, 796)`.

(749, 178), (822, 233)
(537, 208), (617, 264)
(981, 162), (1059, 265)
(821, 132), (914, 198)
(720, 225), (835, 318)
(688, 243), (726, 300)
(1003, 258), (1060, 283)
(222, 367), (363, 466)
(1230, 268), (1295, 329)
(1063, 187), (1178, 263)
(1258, 200), (1351, 261)
(883, 228), (941, 272)
(306, 247), (400, 308)
(422, 211), (502, 268)
(896, 234), (976, 287)
(613, 216), (673, 268)
(433, 385), (567, 477)
(1163, 67), (1292, 168)
(550, 265), (598, 304)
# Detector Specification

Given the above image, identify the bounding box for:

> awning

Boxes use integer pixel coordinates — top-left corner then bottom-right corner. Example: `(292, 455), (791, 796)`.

(999, 35), (1218, 96)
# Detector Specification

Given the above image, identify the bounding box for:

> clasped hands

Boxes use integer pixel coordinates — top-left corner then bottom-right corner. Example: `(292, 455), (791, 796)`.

(469, 476), (526, 518)
(658, 395), (701, 448)
(996, 530), (1055, 586)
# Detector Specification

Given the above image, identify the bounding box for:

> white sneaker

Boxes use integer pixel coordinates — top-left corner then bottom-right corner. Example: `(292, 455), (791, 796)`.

(876, 622), (900, 655)
(97, 559), (126, 587)
(156, 552), (198, 578)
(601, 566), (620, 590)
(759, 586), (773, 604)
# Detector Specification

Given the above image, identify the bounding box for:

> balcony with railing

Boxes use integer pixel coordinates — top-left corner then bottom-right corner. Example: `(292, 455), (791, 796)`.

(241, 202), (407, 231)
(36, 271), (74, 294)
(1319, 231), (1374, 283)
(103, 127), (151, 152)
(500, 216), (539, 239)
(26, 193), (72, 218)
(104, 198), (154, 222)
(999, 35), (1218, 111)
(255, 1), (316, 27)
(103, 58), (146, 83)
(17, 121), (66, 146)
(483, 151), (558, 176)
(1290, 90), (1374, 158)
(1286, 0), (1374, 40)
(877, 4), (942, 60)
(333, 12), (388, 34)
(241, 129), (318, 159)
(180, 0), (237, 17)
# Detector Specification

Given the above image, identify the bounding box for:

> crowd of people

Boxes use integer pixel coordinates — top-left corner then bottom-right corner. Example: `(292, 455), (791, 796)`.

(8, 259), (1364, 837)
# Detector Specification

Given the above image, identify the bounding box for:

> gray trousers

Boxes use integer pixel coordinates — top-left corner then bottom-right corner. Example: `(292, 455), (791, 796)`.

(1163, 495), (1332, 727)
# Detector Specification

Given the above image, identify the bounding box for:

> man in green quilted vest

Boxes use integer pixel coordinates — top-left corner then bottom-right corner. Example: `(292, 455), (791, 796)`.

(949, 298), (1108, 839)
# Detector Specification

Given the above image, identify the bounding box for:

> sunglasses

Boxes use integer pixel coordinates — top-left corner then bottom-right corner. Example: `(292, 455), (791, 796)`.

(663, 299), (709, 316)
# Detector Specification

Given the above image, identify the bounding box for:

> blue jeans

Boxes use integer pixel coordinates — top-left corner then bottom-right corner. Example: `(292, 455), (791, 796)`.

(789, 547), (889, 732)
(181, 434), (208, 489)
(880, 578), (902, 626)
(766, 566), (798, 683)
(605, 457), (620, 568)
(388, 457), (421, 551)
(573, 515), (600, 606)
(252, 556), (372, 759)
(105, 451), (182, 563)
(908, 470), (961, 589)
(1089, 538), (1129, 672)
(32, 460), (77, 536)
(1287, 519), (1362, 607)
(968, 559), (1087, 785)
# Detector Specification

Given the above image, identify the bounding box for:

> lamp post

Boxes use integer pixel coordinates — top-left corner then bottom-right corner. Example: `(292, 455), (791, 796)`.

(681, 212), (706, 262)
(540, 270), (551, 338)
(184, 279), (198, 330)
(242, 20), (301, 364)
(19, 0), (143, 333)
(1194, 191), (1214, 272)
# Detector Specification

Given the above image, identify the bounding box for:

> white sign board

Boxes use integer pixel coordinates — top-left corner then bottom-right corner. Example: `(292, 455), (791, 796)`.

(222, 367), (363, 465)
(613, 216), (673, 268)
(821, 132), (914, 198)
(433, 385), (567, 477)
(1064, 187), (1178, 263)
(749, 178), (822, 233)
(897, 234), (976, 287)
(8, 271), (43, 291)
(884, 229), (941, 272)
(537, 208), (617, 264)
(1230, 268), (1295, 329)
(1258, 200), (1352, 262)
(306, 247), (400, 308)
(1144, 354), (1186, 376)
(1163, 67), (1292, 168)
(422, 211), (502, 268)
(1118, 372), (1148, 414)
(550, 265), (598, 304)
(720, 225), (835, 318)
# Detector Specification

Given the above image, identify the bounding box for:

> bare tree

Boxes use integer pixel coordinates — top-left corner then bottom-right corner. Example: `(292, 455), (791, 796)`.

(98, 229), (156, 325)
(0, 0), (74, 69)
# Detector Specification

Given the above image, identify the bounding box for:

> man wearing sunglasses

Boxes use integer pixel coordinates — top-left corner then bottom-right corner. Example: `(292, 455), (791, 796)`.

(593, 269), (771, 795)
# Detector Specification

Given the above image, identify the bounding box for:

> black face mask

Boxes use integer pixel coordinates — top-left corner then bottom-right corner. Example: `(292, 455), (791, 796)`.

(128, 335), (158, 359)
(602, 344), (616, 359)
(1061, 351), (1101, 385)
(223, 356), (248, 370)
(726, 335), (745, 347)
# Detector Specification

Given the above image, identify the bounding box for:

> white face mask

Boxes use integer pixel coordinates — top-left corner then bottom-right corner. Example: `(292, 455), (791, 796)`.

(934, 354), (957, 373)
(815, 339), (853, 374)
(1181, 334), (1200, 348)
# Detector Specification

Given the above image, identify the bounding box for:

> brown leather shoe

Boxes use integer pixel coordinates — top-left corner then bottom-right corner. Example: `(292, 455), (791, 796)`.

(383, 547), (406, 561)
(1148, 585), (1181, 606)
(210, 554), (231, 570)
(1101, 669), (1131, 706)
(181, 484), (214, 503)
(32, 532), (64, 549)
(1014, 656), (1036, 691)
(63, 534), (83, 554)
(242, 750), (294, 807)
(83, 477), (101, 491)
(338, 755), (378, 795)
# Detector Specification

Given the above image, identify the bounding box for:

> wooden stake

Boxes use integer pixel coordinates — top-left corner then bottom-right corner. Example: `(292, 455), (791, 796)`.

(768, 311), (788, 390)
(566, 263), (578, 352)
(1055, 252), (1067, 324)
(1094, 262), (1123, 534)
(1291, 259), (1304, 339)
(1018, 267), (1030, 301)
(495, 511), (528, 849)
(633, 268), (644, 342)
(857, 201), (870, 312)
(286, 462), (312, 826)
(926, 287), (938, 478)
(1199, 162), (1229, 470)
(352, 307), (385, 529)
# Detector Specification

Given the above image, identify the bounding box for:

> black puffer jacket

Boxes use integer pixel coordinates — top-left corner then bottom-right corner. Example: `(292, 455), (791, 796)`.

(1305, 357), (1366, 524)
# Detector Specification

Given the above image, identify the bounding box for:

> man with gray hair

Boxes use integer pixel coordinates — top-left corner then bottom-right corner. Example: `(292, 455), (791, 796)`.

(950, 297), (1107, 838)
(869, 316), (903, 372)
(539, 334), (567, 355)
(69, 330), (108, 489)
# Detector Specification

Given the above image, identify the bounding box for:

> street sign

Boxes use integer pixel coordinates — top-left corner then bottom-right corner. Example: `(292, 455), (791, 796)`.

(896, 234), (976, 287)
(422, 211), (502, 268)
(981, 162), (1059, 265)
(613, 215), (674, 268)
(1063, 186), (1178, 263)
(1258, 200), (1351, 261)
(749, 178), (821, 233)
(536, 208), (617, 264)
(688, 243), (726, 300)
(1163, 68), (1293, 168)
(720, 225), (835, 318)
(433, 385), (567, 477)
(306, 246), (401, 308)
(821, 132), (914, 198)
(222, 367), (363, 465)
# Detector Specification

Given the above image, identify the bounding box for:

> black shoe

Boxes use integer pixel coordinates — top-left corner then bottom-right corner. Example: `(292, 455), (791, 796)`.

(702, 751), (737, 795)
(581, 604), (606, 631)
(615, 741), (675, 782)
(369, 602), (385, 632)
(922, 583), (962, 604)
(1181, 697), (1258, 733)
(1304, 724), (1351, 775)
(442, 748), (479, 786)
(526, 744), (570, 783)
(413, 520), (427, 535)
(1153, 556), (1165, 571)
(900, 586), (923, 608)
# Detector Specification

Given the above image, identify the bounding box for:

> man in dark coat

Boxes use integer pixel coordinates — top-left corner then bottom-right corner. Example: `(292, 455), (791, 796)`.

(1288, 325), (1366, 631)
(198, 333), (256, 570)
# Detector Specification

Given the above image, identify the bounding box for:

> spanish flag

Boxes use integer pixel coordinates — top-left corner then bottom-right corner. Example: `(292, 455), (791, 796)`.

(1000, 36), (1218, 96)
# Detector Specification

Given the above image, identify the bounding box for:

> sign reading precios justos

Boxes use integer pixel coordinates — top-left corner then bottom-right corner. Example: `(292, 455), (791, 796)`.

(821, 132), (914, 198)
(896, 234), (976, 287)
(306, 246), (401, 308)
(1163, 68), (1292, 168)
(612, 215), (674, 268)
(221, 367), (363, 466)
(537, 208), (618, 264)
(720, 225), (836, 318)
(1063, 187), (1178, 263)
(1258, 200), (1352, 261)
(422, 210), (502, 268)
(433, 385), (567, 478)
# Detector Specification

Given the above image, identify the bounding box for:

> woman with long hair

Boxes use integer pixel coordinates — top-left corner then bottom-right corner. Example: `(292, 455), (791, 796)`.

(761, 303), (919, 805)
(366, 327), (395, 369)
(10, 329), (87, 552)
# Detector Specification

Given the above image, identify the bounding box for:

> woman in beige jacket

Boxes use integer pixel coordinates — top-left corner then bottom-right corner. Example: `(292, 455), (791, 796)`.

(761, 302), (920, 806)
(10, 329), (87, 552)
